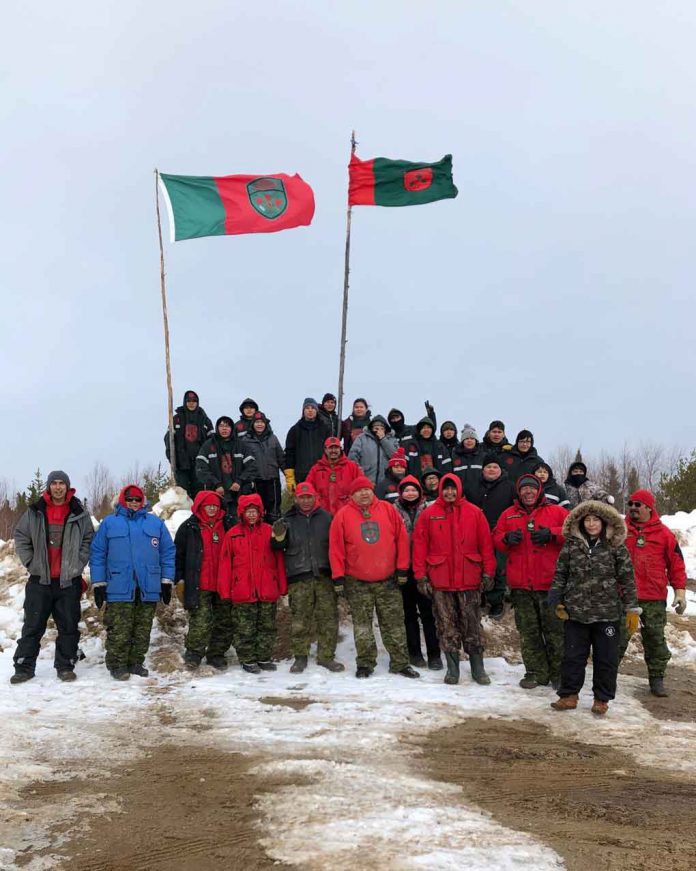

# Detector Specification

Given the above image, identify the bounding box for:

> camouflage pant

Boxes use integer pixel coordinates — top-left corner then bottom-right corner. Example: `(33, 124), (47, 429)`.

(233, 601), (277, 664)
(618, 599), (671, 678)
(104, 594), (156, 670)
(344, 577), (409, 671)
(431, 589), (484, 655)
(509, 589), (564, 684)
(186, 590), (235, 659)
(288, 575), (338, 660)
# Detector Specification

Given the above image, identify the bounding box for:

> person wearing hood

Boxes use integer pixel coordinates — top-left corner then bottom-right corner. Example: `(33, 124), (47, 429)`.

(164, 390), (214, 498)
(218, 494), (287, 673)
(348, 415), (399, 486)
(306, 437), (362, 515)
(196, 416), (257, 520)
(388, 402), (437, 445)
(329, 476), (420, 679)
(174, 491), (234, 670)
(375, 448), (409, 504)
(548, 501), (639, 715)
(271, 481), (343, 674)
(341, 397), (372, 452)
(618, 489), (688, 697)
(245, 411), (285, 522)
(493, 474), (567, 689)
(564, 462), (613, 508)
(393, 476), (442, 670)
(468, 455), (516, 619)
(413, 474), (496, 686)
(235, 398), (259, 438)
(284, 398), (331, 490)
(421, 468), (444, 506)
(90, 485), (175, 681)
(501, 430), (544, 484)
(402, 417), (451, 479)
(318, 393), (340, 438)
(533, 462), (570, 510)
(482, 420), (512, 459)
(439, 421), (458, 460)
(450, 424), (486, 499)
(12, 471), (94, 685)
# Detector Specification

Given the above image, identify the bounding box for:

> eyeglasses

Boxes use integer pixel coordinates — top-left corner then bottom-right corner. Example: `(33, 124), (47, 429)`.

(125, 496), (143, 504)
(627, 501), (643, 508)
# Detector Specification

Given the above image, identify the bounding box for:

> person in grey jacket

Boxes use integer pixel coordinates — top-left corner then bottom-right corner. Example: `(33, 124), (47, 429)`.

(348, 415), (398, 486)
(12, 470), (94, 684)
(245, 411), (285, 522)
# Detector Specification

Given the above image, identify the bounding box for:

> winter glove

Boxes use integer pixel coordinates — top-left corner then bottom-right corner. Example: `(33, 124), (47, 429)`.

(626, 609), (642, 637)
(424, 400), (435, 421)
(672, 589), (687, 615)
(284, 469), (296, 493)
(481, 574), (495, 592)
(93, 584), (106, 609)
(417, 578), (433, 598)
(503, 529), (523, 546)
(272, 519), (288, 541)
(175, 580), (185, 605)
(161, 581), (173, 605)
(333, 577), (345, 594)
(555, 604), (569, 621)
(396, 572), (409, 586)
(530, 526), (552, 545)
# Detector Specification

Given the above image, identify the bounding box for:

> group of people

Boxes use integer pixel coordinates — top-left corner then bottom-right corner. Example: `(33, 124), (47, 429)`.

(9, 393), (688, 718)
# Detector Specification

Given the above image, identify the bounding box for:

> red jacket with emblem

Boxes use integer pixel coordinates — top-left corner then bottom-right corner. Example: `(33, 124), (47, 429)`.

(305, 454), (363, 515)
(329, 494), (409, 582)
(625, 513), (686, 600)
(218, 494), (287, 603)
(412, 474), (496, 591)
(493, 483), (567, 591)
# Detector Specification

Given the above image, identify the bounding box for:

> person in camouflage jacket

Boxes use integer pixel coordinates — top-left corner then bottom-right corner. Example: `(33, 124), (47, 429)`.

(548, 500), (640, 715)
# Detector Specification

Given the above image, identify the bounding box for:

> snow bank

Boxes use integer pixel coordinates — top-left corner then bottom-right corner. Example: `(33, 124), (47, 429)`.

(663, 509), (696, 579)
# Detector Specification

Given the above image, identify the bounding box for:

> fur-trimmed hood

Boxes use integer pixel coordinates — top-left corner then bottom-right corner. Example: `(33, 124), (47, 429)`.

(562, 500), (626, 547)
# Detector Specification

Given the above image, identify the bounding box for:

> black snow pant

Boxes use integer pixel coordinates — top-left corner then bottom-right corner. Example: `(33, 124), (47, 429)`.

(254, 479), (282, 522)
(175, 468), (202, 500)
(558, 619), (620, 702)
(14, 577), (82, 675)
(401, 577), (440, 660)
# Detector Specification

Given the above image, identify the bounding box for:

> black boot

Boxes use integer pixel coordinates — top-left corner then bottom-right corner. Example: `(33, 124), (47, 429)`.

(129, 664), (149, 677)
(427, 655), (443, 671)
(444, 652), (460, 685)
(10, 671), (34, 685)
(469, 654), (491, 686)
(649, 676), (668, 697)
(290, 656), (308, 673)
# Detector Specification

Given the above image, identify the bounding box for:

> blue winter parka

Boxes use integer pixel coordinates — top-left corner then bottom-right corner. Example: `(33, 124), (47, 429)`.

(90, 502), (176, 603)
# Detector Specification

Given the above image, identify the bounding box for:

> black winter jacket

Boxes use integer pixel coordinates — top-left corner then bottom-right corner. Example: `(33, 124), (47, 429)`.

(271, 505), (332, 581)
(165, 396), (214, 470)
(244, 428), (286, 481)
(285, 417), (331, 482)
(195, 434), (256, 495)
(501, 446), (545, 484)
(318, 406), (340, 438)
(449, 443), (486, 499)
(468, 472), (516, 529)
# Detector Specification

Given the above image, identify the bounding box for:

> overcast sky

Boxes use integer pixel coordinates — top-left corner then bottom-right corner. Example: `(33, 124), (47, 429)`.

(3, 1), (696, 493)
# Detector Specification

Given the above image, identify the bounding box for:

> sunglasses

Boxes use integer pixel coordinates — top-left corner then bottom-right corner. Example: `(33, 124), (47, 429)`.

(627, 501), (643, 508)
(125, 496), (143, 504)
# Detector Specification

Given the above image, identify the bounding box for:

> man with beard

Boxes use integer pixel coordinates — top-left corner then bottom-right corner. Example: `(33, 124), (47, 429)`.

(165, 390), (214, 498)
(306, 437), (362, 515)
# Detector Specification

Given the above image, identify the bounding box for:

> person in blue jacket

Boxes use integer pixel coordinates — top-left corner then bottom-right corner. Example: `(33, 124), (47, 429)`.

(90, 484), (176, 680)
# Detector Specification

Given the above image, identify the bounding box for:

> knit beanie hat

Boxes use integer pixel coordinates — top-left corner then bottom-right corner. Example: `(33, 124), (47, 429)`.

(350, 475), (375, 495)
(252, 411), (269, 424)
(629, 489), (656, 512)
(460, 423), (479, 441)
(322, 392), (336, 403)
(46, 470), (71, 489)
(303, 397), (319, 411)
(388, 448), (408, 469)
(517, 474), (541, 492)
(482, 454), (502, 468)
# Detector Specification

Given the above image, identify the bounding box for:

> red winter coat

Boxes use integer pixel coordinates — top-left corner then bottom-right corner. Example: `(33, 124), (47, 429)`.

(192, 491), (226, 592)
(625, 513), (687, 600)
(329, 494), (409, 582)
(412, 474), (496, 591)
(493, 486), (567, 592)
(306, 454), (363, 515)
(218, 494), (287, 603)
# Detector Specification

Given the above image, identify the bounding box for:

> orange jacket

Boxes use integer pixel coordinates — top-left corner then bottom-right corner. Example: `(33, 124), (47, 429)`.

(306, 454), (363, 515)
(329, 494), (409, 581)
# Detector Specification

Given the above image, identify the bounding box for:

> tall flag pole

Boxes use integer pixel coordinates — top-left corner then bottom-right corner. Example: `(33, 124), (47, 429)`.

(154, 169), (177, 482)
(337, 130), (357, 423)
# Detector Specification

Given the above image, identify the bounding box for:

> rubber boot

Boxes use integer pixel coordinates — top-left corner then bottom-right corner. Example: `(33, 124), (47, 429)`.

(444, 651), (460, 685)
(649, 676), (668, 697)
(469, 654), (491, 685)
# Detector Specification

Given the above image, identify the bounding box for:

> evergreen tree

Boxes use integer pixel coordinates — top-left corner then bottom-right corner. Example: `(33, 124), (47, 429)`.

(142, 463), (170, 505)
(658, 451), (696, 514)
(627, 466), (640, 497)
(26, 468), (45, 503)
(574, 448), (584, 464)
(604, 462), (623, 512)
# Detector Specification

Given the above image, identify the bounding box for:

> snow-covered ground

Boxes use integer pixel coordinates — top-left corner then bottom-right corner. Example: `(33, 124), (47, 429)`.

(1, 496), (695, 869)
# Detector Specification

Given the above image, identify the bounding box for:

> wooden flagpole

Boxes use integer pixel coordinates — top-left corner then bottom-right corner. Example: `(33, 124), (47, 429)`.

(155, 169), (177, 483)
(337, 130), (357, 423)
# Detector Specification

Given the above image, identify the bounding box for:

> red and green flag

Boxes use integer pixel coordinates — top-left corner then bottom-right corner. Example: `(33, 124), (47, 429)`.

(158, 172), (315, 241)
(348, 154), (457, 207)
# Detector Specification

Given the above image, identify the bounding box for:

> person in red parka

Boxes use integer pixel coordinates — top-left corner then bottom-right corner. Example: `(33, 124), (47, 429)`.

(619, 488), (688, 697)
(305, 437), (363, 515)
(218, 494), (287, 674)
(493, 474), (568, 689)
(329, 475), (419, 679)
(413, 473), (496, 686)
